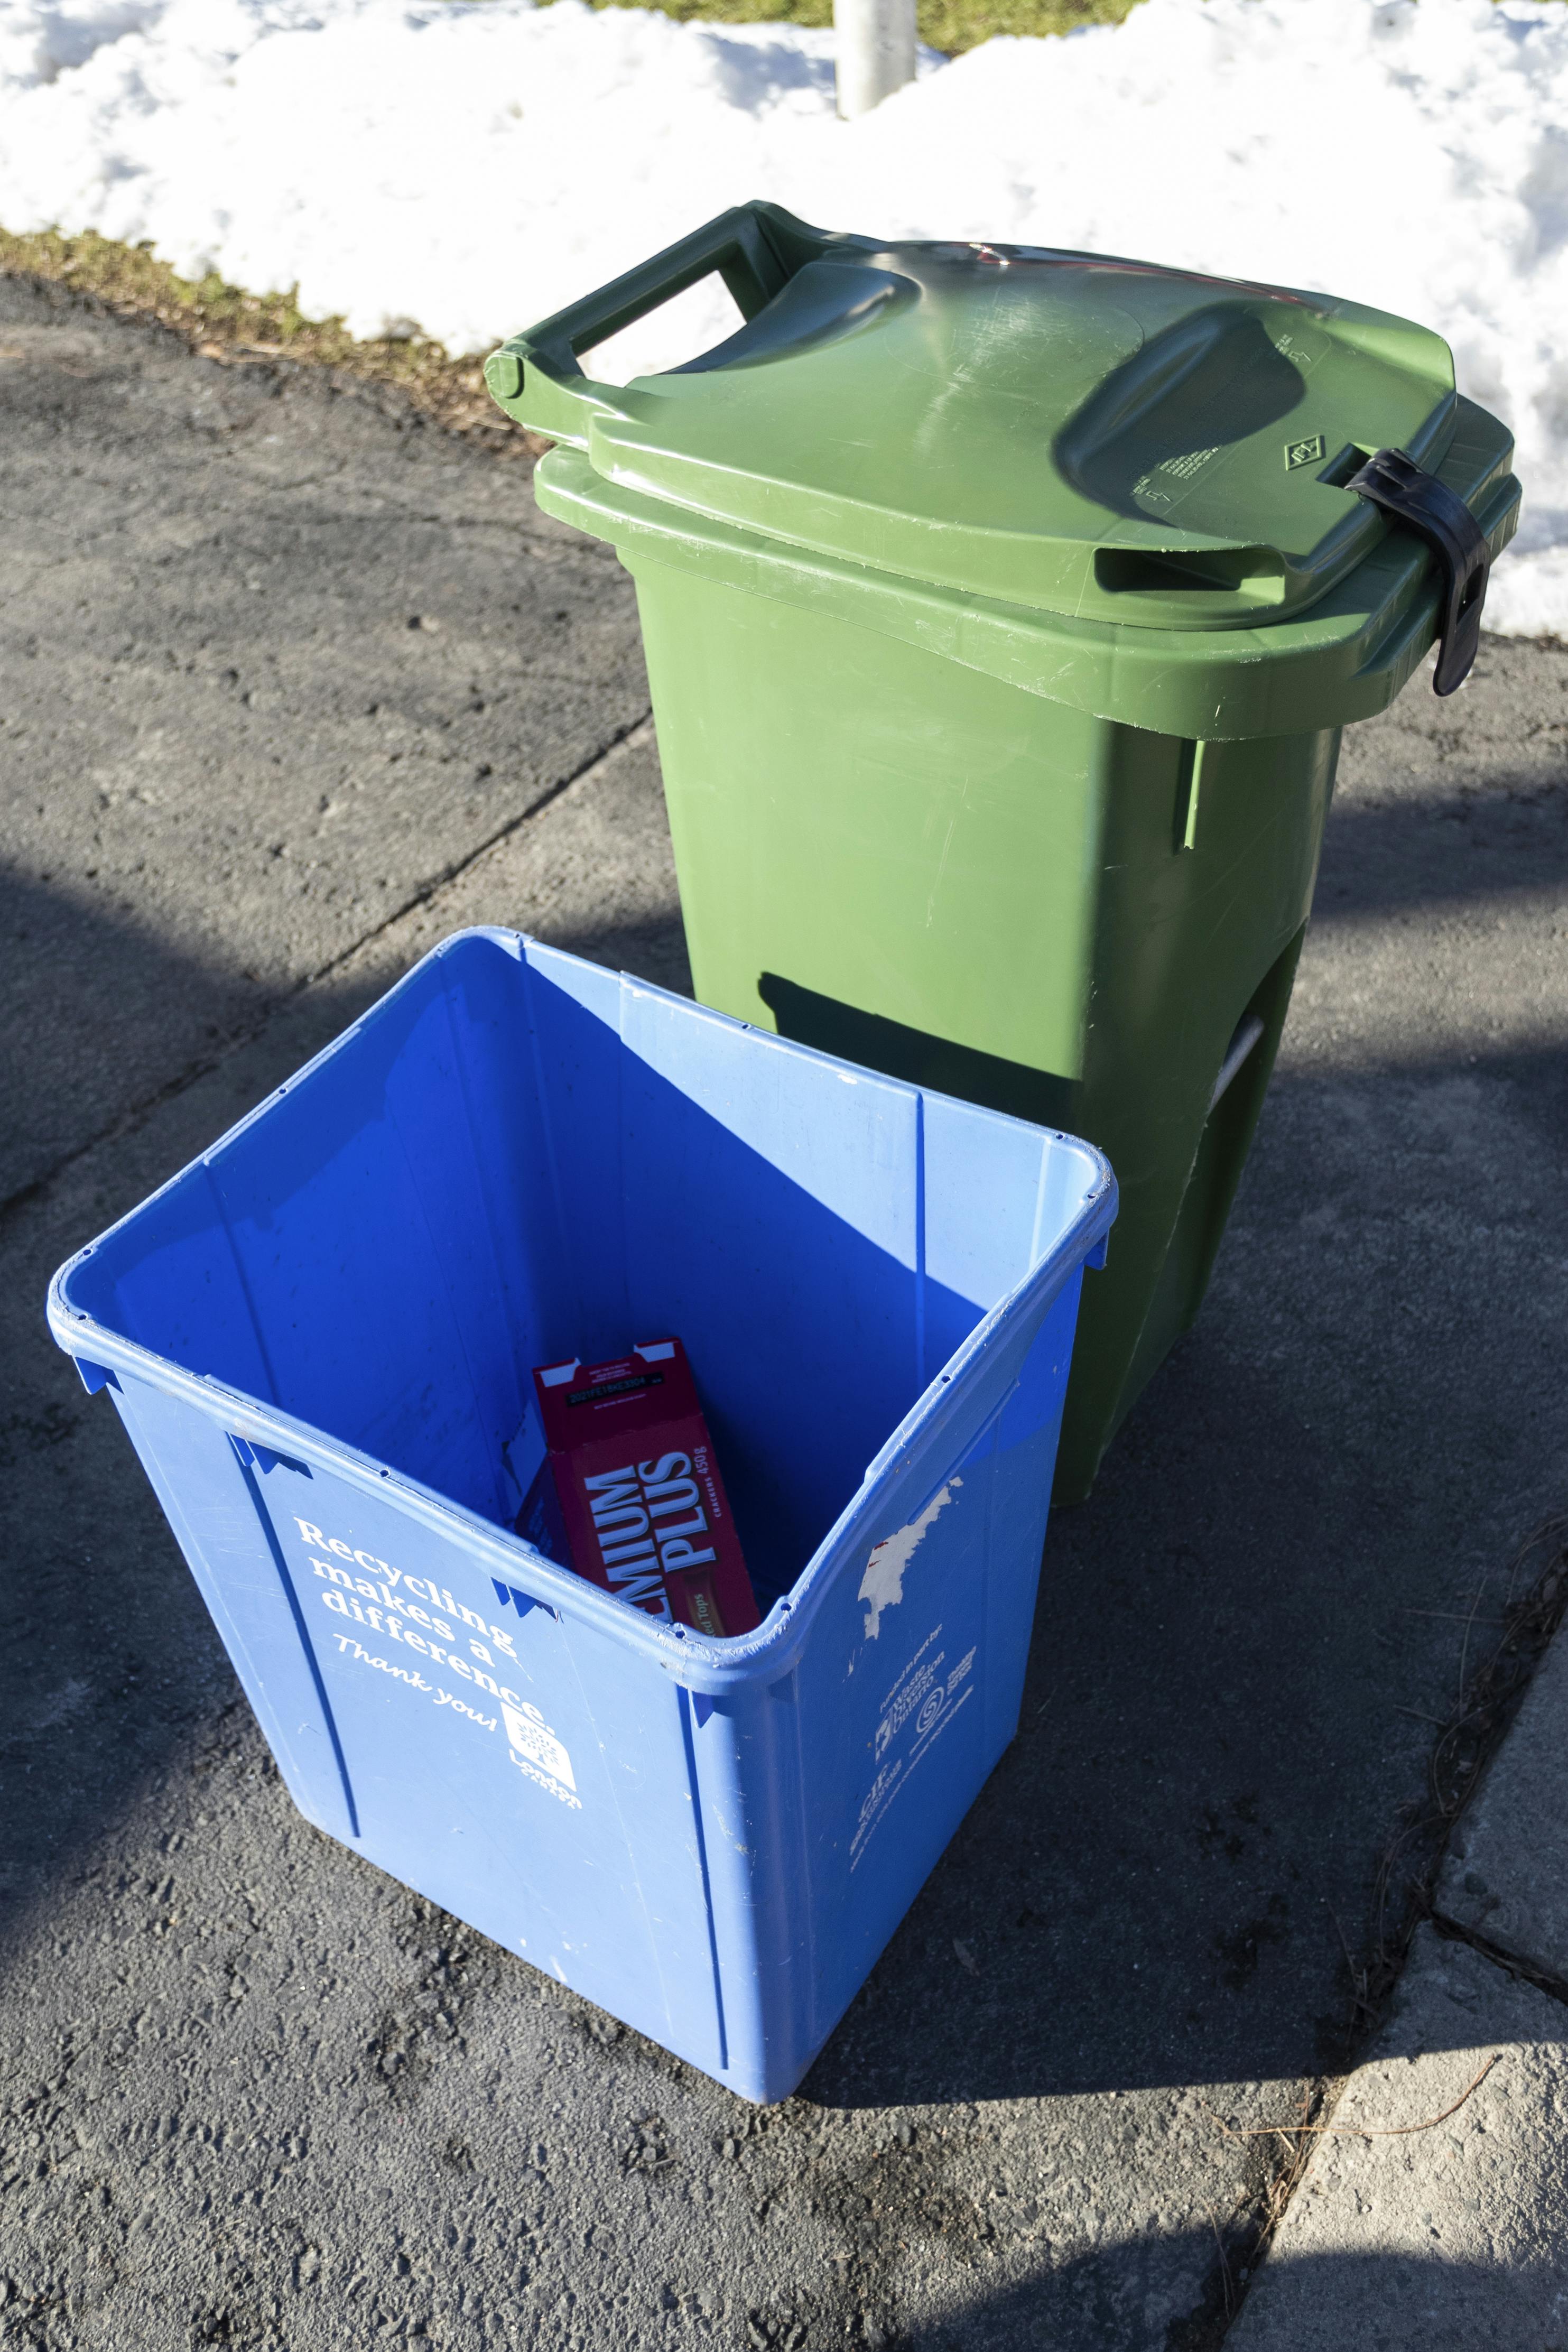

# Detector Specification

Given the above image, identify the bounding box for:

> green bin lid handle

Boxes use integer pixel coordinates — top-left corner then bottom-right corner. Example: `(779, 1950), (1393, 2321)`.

(485, 203), (814, 448)
(1348, 447), (1491, 696)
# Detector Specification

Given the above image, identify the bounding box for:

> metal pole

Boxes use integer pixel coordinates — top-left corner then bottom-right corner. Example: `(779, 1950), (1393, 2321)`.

(834, 0), (917, 118)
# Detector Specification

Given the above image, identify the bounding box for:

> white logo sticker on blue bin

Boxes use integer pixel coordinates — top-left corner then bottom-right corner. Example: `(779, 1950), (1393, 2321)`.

(503, 1700), (577, 1795)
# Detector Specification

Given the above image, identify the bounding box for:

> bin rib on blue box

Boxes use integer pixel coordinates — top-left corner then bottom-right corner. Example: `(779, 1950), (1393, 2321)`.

(48, 929), (1114, 2103)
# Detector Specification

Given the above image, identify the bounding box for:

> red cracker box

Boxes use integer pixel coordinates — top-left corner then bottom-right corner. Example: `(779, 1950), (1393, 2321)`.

(514, 1339), (759, 1639)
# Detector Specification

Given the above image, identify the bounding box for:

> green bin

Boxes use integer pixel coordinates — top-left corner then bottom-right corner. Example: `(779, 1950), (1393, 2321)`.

(485, 205), (1520, 1500)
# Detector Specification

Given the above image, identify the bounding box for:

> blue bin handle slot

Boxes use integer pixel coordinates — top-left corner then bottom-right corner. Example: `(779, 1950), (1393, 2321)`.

(229, 1434), (311, 1479)
(492, 1577), (556, 1623)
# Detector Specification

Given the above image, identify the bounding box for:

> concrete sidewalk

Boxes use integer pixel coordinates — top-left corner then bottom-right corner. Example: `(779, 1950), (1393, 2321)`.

(1230, 1628), (1568, 2347)
(4, 271), (1568, 2350)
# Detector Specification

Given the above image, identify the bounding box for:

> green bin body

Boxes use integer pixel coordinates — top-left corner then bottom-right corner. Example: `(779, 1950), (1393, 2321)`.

(487, 205), (1519, 1499)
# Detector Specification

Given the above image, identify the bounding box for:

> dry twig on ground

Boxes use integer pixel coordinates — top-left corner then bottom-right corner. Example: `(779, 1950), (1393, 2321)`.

(1223, 2052), (1501, 2144)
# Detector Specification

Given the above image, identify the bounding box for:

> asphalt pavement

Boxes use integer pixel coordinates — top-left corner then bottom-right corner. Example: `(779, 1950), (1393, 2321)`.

(4, 271), (1568, 2350)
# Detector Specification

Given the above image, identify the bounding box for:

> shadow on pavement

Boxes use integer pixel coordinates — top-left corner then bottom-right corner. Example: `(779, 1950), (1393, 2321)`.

(805, 1021), (1568, 2108)
(4, 787), (1567, 2124)
(3, 755), (1566, 2351)
(1313, 776), (1568, 920)
(0, 886), (690, 1944)
(0, 864), (277, 1210)
(884, 2234), (1562, 2351)
(0, 846), (690, 1216)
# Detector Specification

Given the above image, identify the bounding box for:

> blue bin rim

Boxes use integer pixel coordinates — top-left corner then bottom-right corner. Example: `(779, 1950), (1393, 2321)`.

(46, 927), (1117, 1693)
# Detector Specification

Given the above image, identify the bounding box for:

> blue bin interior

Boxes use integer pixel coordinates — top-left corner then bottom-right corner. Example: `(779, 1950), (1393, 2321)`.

(61, 933), (1093, 1606)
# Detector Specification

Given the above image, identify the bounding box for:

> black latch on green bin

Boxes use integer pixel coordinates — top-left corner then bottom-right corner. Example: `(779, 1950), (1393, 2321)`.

(1348, 447), (1492, 695)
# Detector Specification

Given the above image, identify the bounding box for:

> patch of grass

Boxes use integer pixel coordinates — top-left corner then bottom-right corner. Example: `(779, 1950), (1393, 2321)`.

(918, 0), (1137, 52)
(555, 0), (1140, 53)
(0, 227), (531, 450)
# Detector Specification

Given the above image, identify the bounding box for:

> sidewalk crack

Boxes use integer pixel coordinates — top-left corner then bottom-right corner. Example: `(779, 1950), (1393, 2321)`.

(1427, 1909), (1568, 2010)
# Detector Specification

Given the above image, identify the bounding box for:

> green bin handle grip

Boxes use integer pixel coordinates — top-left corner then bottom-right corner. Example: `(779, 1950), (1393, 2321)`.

(485, 202), (820, 448)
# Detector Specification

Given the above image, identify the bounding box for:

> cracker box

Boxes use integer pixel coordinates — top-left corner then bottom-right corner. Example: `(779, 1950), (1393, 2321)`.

(510, 1339), (759, 1638)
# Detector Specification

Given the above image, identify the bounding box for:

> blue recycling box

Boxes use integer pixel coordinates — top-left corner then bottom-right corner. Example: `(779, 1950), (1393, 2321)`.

(47, 930), (1114, 2103)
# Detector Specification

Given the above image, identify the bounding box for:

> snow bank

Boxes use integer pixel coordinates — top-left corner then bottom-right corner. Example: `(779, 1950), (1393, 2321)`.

(2, 0), (1564, 633)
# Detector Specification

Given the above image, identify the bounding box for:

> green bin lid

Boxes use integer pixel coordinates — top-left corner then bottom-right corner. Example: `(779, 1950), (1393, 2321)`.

(490, 205), (1464, 632)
